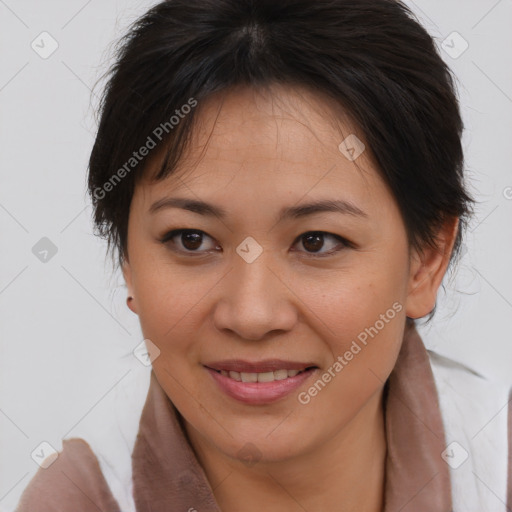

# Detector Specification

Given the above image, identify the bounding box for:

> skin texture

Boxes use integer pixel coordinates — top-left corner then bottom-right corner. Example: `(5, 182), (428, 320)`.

(123, 84), (458, 511)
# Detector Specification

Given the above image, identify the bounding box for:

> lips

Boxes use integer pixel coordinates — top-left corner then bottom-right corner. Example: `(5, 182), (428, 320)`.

(204, 359), (318, 404)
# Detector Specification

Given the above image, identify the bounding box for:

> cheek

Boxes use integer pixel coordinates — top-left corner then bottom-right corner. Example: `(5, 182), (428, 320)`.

(297, 258), (407, 396)
(292, 280), (405, 440)
(297, 255), (407, 339)
(133, 266), (213, 410)
(133, 262), (214, 358)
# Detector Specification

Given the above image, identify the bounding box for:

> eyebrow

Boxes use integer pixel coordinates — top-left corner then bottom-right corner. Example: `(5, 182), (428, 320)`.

(149, 197), (368, 222)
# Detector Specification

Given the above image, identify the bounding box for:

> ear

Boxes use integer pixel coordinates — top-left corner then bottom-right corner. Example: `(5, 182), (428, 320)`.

(122, 257), (138, 315)
(405, 217), (459, 319)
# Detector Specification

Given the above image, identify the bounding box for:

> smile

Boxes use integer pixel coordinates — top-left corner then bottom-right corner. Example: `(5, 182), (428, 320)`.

(214, 368), (305, 382)
(204, 361), (318, 405)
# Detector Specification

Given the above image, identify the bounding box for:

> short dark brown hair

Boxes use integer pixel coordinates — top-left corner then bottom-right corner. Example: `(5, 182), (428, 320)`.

(88, 0), (473, 318)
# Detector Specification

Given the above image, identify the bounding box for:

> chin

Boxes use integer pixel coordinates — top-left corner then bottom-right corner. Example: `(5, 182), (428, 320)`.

(208, 422), (315, 466)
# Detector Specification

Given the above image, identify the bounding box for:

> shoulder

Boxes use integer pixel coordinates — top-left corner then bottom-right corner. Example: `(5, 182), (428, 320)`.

(15, 438), (120, 512)
(16, 364), (152, 512)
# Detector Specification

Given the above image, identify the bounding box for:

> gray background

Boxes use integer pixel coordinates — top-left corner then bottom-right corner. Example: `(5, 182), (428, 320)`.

(1, 0), (511, 509)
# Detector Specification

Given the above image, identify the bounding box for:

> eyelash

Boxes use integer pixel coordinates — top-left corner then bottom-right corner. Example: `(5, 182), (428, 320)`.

(159, 229), (352, 258)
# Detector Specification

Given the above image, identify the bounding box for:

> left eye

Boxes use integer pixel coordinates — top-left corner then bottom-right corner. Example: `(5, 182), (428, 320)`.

(160, 229), (349, 257)
(291, 231), (349, 256)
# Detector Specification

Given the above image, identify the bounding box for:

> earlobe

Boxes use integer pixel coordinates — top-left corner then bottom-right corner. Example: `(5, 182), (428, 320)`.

(405, 217), (459, 319)
(122, 258), (138, 315)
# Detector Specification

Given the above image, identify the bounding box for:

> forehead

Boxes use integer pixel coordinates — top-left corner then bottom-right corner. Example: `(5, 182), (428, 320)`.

(136, 84), (393, 215)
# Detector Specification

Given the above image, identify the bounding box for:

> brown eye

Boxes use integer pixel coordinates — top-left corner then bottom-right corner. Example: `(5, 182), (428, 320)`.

(161, 229), (218, 254)
(293, 231), (348, 257)
(302, 233), (324, 252)
(180, 231), (203, 250)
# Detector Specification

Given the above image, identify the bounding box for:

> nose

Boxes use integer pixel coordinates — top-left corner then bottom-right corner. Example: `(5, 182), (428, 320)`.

(212, 249), (298, 341)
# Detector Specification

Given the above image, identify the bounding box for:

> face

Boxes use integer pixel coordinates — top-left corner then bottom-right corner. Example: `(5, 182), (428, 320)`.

(123, 85), (451, 465)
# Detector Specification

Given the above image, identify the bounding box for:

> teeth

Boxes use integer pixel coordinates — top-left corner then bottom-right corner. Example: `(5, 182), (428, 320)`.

(220, 369), (306, 382)
(241, 372), (258, 383)
(273, 369), (288, 381)
(257, 371), (275, 383)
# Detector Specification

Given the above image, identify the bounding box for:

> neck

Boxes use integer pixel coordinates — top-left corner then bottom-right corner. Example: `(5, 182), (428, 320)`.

(185, 387), (387, 512)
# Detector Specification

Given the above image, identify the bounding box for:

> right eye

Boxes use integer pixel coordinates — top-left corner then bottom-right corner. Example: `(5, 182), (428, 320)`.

(160, 229), (221, 255)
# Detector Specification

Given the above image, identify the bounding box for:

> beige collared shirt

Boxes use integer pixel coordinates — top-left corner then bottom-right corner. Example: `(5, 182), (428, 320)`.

(16, 324), (512, 511)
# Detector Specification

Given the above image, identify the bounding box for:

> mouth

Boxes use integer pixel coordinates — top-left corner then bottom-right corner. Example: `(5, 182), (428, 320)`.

(203, 360), (319, 404)
(207, 367), (315, 383)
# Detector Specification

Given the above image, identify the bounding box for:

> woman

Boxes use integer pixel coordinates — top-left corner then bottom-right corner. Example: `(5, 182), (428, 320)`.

(16, 0), (511, 510)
